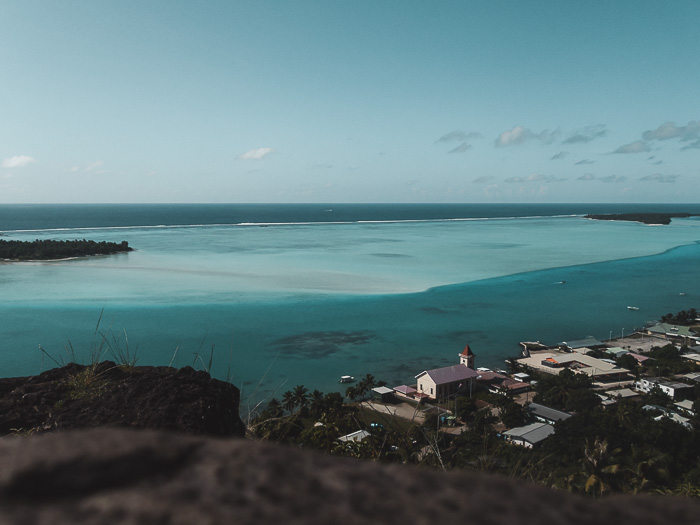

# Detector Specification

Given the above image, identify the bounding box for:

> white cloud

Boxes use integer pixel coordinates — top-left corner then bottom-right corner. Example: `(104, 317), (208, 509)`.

(472, 176), (495, 184)
(496, 126), (534, 147)
(237, 147), (274, 160)
(640, 174), (679, 183)
(496, 126), (558, 147)
(612, 141), (650, 154)
(2, 155), (36, 168)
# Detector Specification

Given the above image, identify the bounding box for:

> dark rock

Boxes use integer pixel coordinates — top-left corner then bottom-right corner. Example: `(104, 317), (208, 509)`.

(0, 428), (699, 524)
(0, 362), (245, 437)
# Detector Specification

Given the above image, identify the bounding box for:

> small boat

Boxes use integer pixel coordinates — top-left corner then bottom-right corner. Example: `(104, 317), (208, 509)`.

(627, 306), (639, 311)
(339, 375), (355, 383)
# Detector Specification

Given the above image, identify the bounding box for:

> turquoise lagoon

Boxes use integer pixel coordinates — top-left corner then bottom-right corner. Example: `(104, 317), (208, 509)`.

(1, 204), (699, 411)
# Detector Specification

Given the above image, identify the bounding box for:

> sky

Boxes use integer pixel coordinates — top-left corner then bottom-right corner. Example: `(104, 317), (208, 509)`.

(1, 1), (699, 204)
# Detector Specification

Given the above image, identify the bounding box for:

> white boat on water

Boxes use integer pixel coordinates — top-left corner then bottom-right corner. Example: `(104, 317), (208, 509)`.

(339, 375), (355, 383)
(627, 306), (639, 311)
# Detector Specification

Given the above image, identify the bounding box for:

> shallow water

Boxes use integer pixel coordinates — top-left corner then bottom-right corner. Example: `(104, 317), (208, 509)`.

(1, 204), (699, 409)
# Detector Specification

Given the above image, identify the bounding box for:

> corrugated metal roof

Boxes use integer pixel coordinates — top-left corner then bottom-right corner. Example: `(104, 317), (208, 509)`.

(528, 403), (571, 422)
(561, 337), (606, 349)
(416, 364), (478, 385)
(338, 430), (371, 442)
(504, 422), (555, 444)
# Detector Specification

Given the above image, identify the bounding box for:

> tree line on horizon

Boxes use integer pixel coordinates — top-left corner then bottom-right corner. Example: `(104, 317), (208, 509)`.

(0, 239), (133, 261)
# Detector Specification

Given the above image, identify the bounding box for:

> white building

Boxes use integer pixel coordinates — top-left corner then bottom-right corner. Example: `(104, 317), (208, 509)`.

(635, 378), (693, 400)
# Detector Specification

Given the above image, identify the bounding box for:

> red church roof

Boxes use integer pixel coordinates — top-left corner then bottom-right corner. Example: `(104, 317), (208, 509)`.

(460, 344), (474, 356)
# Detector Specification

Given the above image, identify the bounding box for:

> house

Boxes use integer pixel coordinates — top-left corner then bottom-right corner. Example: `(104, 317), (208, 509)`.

(606, 347), (629, 359)
(598, 388), (640, 407)
(415, 364), (478, 400)
(674, 399), (695, 417)
(628, 352), (652, 365)
(654, 412), (692, 429)
(646, 323), (697, 341)
(371, 386), (395, 403)
(392, 385), (417, 400)
(683, 372), (700, 384)
(681, 353), (700, 365)
(527, 403), (571, 424)
(635, 378), (694, 400)
(338, 430), (371, 443)
(602, 388), (640, 401)
(475, 371), (530, 395)
(538, 352), (630, 382)
(559, 337), (607, 352)
(503, 422), (555, 448)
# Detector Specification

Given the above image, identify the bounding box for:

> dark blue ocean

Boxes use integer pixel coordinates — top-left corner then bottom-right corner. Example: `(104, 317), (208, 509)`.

(1, 203), (699, 414)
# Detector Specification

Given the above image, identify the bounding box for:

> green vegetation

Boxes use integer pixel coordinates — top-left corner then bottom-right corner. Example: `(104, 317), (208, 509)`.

(251, 351), (700, 498)
(661, 308), (699, 326)
(66, 365), (109, 400)
(0, 239), (132, 260)
(584, 212), (697, 225)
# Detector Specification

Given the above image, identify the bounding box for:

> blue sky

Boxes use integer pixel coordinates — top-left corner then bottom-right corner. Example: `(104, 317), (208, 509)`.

(1, 1), (699, 203)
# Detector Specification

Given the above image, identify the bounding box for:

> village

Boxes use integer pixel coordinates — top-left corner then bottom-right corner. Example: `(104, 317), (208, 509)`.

(251, 308), (700, 496)
(354, 316), (700, 448)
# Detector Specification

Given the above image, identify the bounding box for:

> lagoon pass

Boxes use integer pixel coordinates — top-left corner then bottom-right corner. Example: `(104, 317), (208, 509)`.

(1, 203), (699, 408)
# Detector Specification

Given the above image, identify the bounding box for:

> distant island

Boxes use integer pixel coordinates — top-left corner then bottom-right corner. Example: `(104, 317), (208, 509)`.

(0, 239), (133, 261)
(584, 212), (698, 225)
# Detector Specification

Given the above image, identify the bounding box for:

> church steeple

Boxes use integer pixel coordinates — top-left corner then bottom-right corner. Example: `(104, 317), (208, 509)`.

(459, 344), (475, 369)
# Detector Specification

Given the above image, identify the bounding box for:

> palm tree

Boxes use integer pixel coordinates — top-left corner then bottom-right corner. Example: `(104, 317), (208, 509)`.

(625, 448), (670, 494)
(581, 438), (622, 498)
(355, 373), (376, 400)
(345, 386), (358, 402)
(281, 390), (296, 414)
(265, 398), (283, 418)
(291, 384), (309, 414)
(308, 389), (325, 418)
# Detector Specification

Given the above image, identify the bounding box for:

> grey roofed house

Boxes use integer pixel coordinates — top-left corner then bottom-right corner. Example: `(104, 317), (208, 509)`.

(371, 386), (395, 402)
(504, 422), (555, 447)
(416, 364), (479, 385)
(528, 403), (572, 423)
(560, 337), (606, 350)
(681, 353), (700, 364)
(606, 347), (629, 358)
(338, 430), (371, 443)
(684, 372), (700, 383)
(415, 364), (479, 400)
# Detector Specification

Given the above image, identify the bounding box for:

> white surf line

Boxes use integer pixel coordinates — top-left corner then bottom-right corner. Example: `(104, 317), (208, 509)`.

(0, 214), (584, 235)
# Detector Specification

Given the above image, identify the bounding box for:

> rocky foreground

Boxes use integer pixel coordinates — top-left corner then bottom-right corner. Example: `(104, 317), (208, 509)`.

(0, 428), (698, 524)
(1, 364), (699, 524)
(0, 361), (245, 437)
